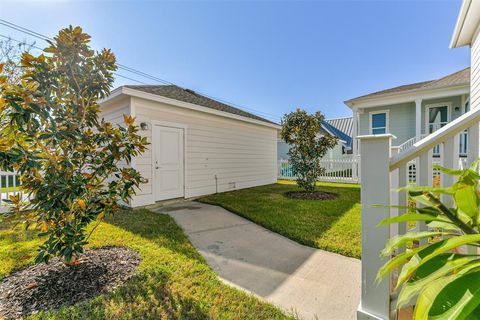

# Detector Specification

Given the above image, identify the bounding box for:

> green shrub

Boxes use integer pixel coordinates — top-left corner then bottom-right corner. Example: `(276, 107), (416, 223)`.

(280, 109), (337, 192)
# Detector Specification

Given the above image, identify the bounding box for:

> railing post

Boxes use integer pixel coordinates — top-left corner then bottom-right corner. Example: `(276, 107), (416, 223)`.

(468, 123), (480, 167)
(442, 136), (459, 207)
(357, 134), (394, 320)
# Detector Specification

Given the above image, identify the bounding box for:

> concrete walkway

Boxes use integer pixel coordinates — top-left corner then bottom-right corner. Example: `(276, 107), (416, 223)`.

(152, 201), (361, 320)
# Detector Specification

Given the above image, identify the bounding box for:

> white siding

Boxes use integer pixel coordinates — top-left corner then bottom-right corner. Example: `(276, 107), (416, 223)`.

(99, 96), (133, 206)
(472, 25), (480, 110)
(130, 96), (277, 206)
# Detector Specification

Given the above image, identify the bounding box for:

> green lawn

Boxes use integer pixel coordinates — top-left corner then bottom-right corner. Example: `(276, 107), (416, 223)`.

(0, 210), (293, 319)
(198, 180), (361, 258)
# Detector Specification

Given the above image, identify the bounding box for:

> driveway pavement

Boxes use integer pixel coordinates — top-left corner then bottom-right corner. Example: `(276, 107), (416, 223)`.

(152, 201), (361, 320)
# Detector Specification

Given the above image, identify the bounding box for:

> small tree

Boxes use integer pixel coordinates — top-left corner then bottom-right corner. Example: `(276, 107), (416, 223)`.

(281, 109), (337, 192)
(0, 26), (148, 264)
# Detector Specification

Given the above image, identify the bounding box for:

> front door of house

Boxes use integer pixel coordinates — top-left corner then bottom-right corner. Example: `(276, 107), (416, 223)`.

(153, 125), (184, 201)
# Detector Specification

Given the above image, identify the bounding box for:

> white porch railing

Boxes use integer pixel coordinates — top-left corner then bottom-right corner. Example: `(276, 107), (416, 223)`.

(405, 157), (467, 183)
(398, 136), (418, 153)
(278, 157), (359, 183)
(357, 107), (480, 319)
(398, 131), (469, 157)
(0, 171), (23, 207)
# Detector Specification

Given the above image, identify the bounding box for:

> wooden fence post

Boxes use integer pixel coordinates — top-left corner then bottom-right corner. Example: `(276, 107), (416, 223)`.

(357, 134), (394, 320)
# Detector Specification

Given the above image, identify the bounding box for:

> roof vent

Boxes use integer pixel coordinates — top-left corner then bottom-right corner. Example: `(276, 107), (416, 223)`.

(184, 88), (196, 94)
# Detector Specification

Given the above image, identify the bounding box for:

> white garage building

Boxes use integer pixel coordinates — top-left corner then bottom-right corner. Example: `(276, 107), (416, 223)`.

(100, 85), (280, 207)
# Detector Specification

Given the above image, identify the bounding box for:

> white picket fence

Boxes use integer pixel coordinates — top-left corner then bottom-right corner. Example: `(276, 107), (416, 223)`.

(0, 171), (23, 207)
(278, 157), (360, 183)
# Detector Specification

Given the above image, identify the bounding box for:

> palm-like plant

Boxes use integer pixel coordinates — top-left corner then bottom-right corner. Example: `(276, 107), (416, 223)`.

(377, 161), (480, 320)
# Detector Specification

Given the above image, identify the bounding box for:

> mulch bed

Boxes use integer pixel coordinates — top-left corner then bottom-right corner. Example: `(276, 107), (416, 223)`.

(0, 246), (140, 319)
(285, 191), (338, 200)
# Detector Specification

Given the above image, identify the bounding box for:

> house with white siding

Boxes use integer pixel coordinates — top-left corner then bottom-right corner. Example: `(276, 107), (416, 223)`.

(100, 85), (279, 207)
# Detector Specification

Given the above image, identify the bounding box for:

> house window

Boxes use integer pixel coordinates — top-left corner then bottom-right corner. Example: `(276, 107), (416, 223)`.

(370, 111), (388, 134)
(427, 105), (449, 134)
(426, 104), (449, 156)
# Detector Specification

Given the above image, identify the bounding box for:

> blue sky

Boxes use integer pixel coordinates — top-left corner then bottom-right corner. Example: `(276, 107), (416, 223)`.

(0, 0), (470, 122)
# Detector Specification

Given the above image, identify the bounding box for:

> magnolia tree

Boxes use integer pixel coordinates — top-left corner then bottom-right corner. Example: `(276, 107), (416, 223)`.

(280, 109), (337, 192)
(0, 26), (148, 264)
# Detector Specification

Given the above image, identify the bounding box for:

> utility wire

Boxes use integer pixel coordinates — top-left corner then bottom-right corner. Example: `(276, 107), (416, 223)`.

(0, 18), (282, 121)
(0, 34), (148, 85)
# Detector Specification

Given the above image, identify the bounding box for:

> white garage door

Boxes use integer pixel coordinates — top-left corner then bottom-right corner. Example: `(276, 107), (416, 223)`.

(153, 125), (185, 201)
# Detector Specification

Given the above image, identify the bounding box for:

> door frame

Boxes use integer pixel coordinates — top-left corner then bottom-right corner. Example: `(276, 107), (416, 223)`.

(151, 120), (187, 201)
(424, 102), (451, 134)
(424, 102), (451, 156)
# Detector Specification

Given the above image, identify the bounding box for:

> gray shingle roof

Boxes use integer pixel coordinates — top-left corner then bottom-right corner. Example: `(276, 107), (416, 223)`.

(346, 67), (470, 103)
(125, 85), (277, 125)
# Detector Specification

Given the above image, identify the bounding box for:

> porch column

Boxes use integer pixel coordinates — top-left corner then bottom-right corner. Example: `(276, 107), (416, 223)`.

(467, 123), (480, 167)
(415, 98), (422, 140)
(352, 108), (358, 157)
(357, 134), (394, 320)
(352, 108), (359, 181)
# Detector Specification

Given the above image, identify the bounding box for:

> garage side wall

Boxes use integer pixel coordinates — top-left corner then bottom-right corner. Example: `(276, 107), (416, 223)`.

(132, 96), (278, 206)
(99, 96), (133, 206)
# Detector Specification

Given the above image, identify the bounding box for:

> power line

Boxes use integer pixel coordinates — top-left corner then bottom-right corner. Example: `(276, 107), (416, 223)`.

(0, 34), (148, 85)
(0, 18), (282, 121)
(0, 19), (51, 41)
(0, 34), (42, 50)
(114, 73), (148, 85)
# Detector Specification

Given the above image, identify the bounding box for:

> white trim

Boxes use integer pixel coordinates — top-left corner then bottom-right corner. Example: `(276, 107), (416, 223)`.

(465, 95), (471, 113)
(424, 102), (452, 135)
(345, 84), (469, 109)
(101, 86), (281, 130)
(390, 107), (480, 170)
(151, 120), (188, 202)
(369, 110), (389, 134)
(324, 115), (353, 121)
(450, 0), (480, 48)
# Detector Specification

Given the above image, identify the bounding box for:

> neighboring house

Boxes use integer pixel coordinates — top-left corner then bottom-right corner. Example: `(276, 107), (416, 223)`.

(277, 117), (353, 160)
(357, 2), (480, 319)
(100, 85), (279, 207)
(345, 68), (470, 157)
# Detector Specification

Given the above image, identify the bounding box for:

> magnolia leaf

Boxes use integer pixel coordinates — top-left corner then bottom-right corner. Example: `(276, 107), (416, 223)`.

(123, 114), (135, 126)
